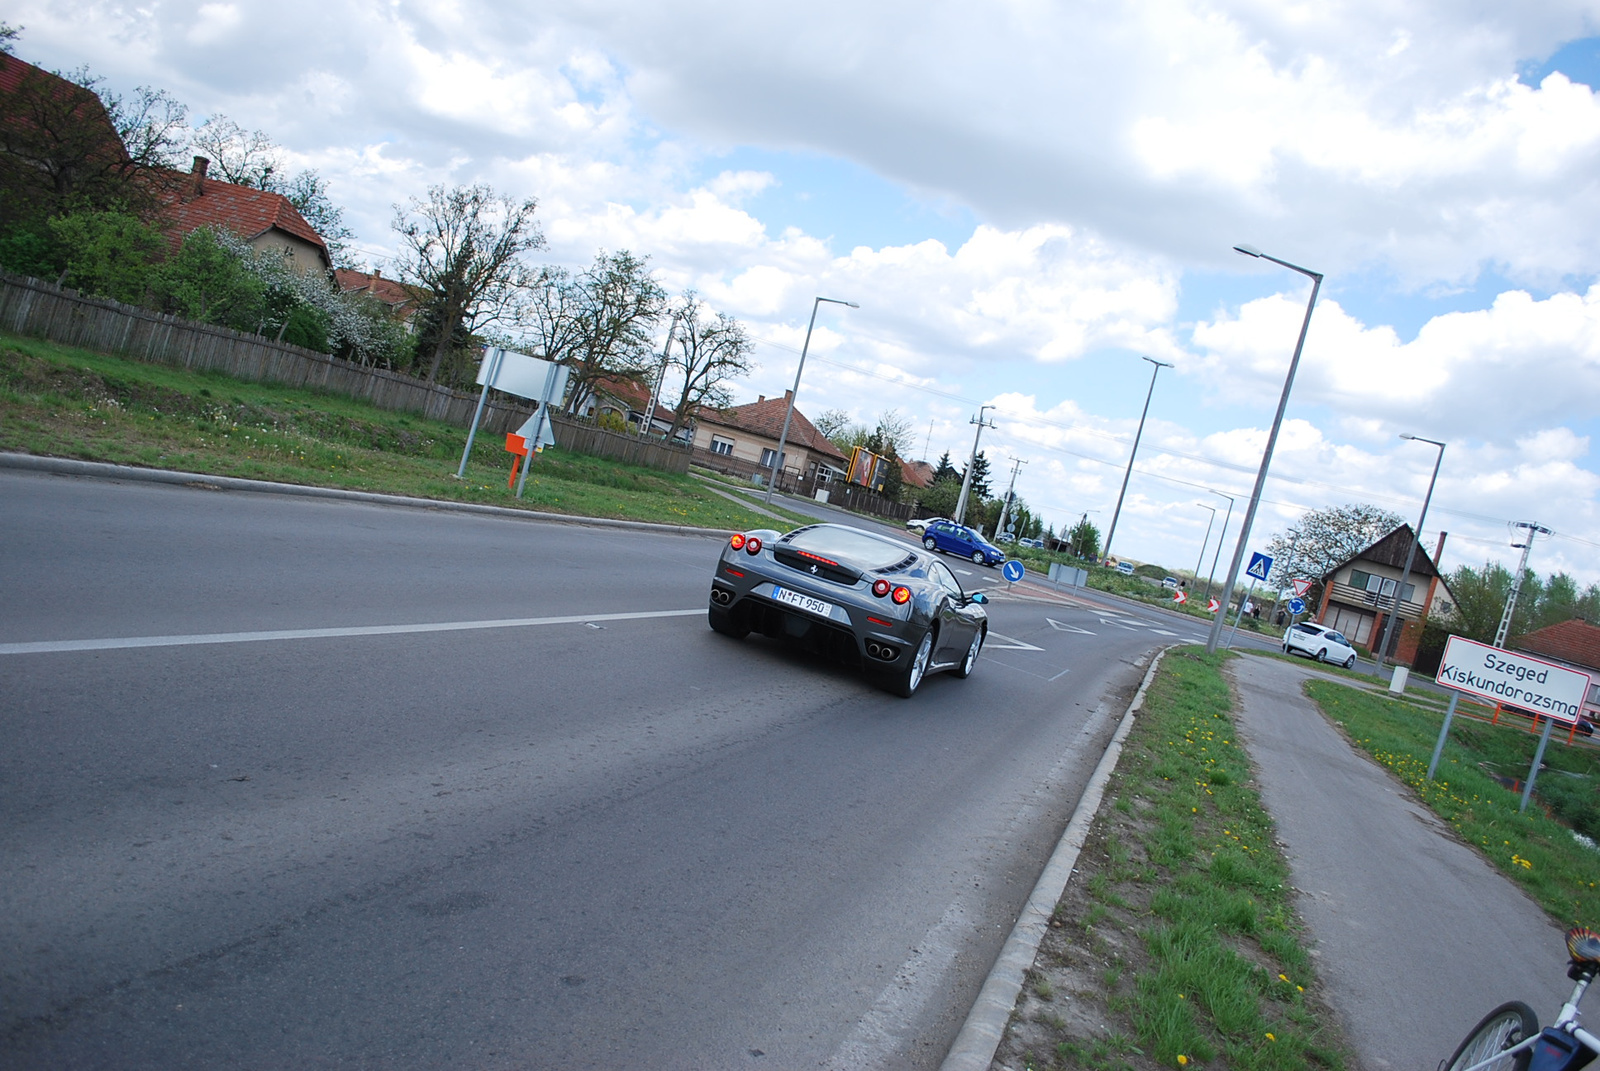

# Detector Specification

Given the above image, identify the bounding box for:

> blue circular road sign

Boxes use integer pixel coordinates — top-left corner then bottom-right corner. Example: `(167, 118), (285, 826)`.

(1287, 597), (1307, 615)
(1001, 559), (1026, 583)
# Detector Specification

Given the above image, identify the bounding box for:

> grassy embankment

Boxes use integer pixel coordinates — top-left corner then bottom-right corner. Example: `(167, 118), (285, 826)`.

(997, 648), (1348, 1071)
(0, 332), (816, 531)
(1305, 679), (1600, 923)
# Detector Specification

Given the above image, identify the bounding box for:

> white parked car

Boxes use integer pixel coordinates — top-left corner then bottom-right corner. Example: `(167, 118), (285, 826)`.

(905, 516), (947, 534)
(1282, 622), (1358, 668)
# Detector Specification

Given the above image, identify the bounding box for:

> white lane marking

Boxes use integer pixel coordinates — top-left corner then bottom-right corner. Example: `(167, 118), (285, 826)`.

(0, 609), (706, 655)
(955, 568), (973, 576)
(1150, 628), (1179, 636)
(1046, 618), (1095, 634)
(985, 631), (1045, 651)
(1048, 666), (1073, 682)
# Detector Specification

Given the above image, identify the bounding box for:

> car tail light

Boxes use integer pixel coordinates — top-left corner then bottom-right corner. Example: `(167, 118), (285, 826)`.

(729, 533), (746, 550)
(867, 615), (893, 627)
(745, 536), (762, 555)
(872, 579), (891, 598)
(891, 586), (911, 605)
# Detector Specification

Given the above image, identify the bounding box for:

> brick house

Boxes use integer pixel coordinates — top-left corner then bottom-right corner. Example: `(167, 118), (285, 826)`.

(1313, 525), (1457, 664)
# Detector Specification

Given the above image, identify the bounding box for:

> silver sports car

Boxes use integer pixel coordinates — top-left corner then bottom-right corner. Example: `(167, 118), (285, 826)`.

(708, 522), (989, 697)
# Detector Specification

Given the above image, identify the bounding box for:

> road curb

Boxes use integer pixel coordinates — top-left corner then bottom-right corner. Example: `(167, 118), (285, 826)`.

(0, 452), (734, 539)
(940, 644), (1177, 1071)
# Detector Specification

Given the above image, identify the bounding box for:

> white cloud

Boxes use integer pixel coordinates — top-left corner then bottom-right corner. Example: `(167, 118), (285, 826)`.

(1191, 285), (1600, 442)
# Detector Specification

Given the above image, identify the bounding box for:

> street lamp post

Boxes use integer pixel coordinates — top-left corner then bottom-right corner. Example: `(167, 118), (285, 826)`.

(1101, 355), (1173, 564)
(1193, 503), (1217, 588)
(764, 296), (858, 504)
(1206, 246), (1323, 654)
(1204, 490), (1234, 604)
(1374, 435), (1446, 671)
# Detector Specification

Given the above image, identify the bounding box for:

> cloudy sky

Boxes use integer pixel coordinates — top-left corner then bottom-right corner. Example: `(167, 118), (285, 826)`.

(14, 1), (1600, 585)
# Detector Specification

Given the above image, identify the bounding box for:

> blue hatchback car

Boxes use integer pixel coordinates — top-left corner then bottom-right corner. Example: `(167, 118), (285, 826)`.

(920, 520), (1006, 566)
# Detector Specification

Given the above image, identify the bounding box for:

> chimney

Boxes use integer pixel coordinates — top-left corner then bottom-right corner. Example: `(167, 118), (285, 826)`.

(1433, 531), (1448, 571)
(371, 267), (381, 281)
(757, 395), (765, 404)
(190, 156), (209, 198)
(784, 390), (793, 401)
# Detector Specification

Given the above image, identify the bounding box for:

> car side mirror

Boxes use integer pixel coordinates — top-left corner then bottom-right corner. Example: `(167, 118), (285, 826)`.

(968, 592), (988, 605)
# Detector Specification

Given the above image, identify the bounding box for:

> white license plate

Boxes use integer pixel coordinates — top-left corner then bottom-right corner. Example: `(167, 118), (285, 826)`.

(771, 586), (834, 619)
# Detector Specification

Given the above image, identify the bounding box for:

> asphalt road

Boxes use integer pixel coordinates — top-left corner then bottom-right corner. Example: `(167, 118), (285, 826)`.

(0, 470), (1202, 1069)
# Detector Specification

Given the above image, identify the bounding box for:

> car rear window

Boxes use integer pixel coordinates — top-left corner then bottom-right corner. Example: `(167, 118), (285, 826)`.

(783, 526), (909, 571)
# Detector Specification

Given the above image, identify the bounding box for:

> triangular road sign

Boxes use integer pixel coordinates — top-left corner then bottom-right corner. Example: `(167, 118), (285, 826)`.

(1292, 578), (1313, 597)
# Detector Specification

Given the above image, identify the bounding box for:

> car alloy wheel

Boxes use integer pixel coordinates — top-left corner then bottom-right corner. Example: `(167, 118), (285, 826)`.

(1343, 654), (1356, 669)
(923, 537), (937, 551)
(971, 551), (985, 565)
(952, 627), (984, 679)
(887, 629), (934, 698)
(1316, 648), (1328, 663)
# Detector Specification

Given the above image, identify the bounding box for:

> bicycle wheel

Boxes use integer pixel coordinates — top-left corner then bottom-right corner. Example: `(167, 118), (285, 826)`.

(1442, 1001), (1539, 1071)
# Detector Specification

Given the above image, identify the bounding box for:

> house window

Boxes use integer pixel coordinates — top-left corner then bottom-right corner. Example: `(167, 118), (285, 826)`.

(759, 448), (786, 468)
(710, 436), (735, 456)
(1348, 569), (1414, 603)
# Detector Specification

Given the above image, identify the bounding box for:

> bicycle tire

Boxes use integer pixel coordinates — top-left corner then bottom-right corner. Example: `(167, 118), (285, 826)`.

(1441, 1001), (1539, 1071)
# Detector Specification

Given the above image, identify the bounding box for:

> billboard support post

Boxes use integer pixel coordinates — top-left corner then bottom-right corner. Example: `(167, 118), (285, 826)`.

(1521, 718), (1556, 813)
(1426, 692), (1461, 781)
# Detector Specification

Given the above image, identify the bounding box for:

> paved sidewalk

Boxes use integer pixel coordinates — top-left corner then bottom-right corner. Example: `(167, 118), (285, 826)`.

(1228, 654), (1572, 1071)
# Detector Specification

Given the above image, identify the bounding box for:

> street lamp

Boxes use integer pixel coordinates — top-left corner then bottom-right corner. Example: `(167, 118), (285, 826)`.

(1101, 355), (1173, 564)
(763, 296), (858, 504)
(1204, 489), (1234, 604)
(1193, 503), (1217, 589)
(1206, 245), (1323, 653)
(1374, 434), (1446, 671)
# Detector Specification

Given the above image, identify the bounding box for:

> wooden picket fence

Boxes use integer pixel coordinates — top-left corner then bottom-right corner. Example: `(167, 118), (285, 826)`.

(0, 271), (690, 473)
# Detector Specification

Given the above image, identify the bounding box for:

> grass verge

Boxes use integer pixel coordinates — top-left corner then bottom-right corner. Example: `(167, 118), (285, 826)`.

(0, 333), (817, 531)
(1303, 680), (1600, 924)
(994, 648), (1348, 1071)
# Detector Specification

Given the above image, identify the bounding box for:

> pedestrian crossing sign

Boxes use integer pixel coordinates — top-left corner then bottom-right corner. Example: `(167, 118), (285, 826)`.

(1246, 552), (1273, 582)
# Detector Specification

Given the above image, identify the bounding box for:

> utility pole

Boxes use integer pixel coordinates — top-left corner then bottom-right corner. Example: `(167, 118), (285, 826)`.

(1101, 356), (1173, 564)
(1493, 522), (1551, 648)
(638, 312), (680, 439)
(995, 457), (1028, 539)
(953, 406), (995, 526)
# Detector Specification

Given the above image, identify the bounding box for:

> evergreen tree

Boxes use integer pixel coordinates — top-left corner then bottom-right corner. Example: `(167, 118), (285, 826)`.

(931, 451), (958, 483)
(961, 451), (992, 499)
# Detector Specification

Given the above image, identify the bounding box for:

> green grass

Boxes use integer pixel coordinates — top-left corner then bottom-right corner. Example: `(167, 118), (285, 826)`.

(1305, 681), (1600, 924)
(1003, 648), (1347, 1071)
(0, 332), (816, 531)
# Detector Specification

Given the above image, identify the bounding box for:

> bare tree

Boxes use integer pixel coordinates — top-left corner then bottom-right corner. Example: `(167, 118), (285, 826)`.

(663, 292), (752, 440)
(812, 408), (855, 444)
(189, 114), (280, 187)
(522, 250), (665, 415)
(189, 115), (352, 262)
(393, 184), (544, 383)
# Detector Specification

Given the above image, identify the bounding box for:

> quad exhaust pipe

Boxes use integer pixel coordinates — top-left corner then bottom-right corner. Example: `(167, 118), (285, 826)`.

(865, 641), (899, 662)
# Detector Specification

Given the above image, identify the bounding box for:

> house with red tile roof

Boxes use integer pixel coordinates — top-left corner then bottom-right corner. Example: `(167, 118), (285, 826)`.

(0, 52), (133, 219)
(158, 156), (331, 275)
(900, 458), (934, 489)
(1513, 619), (1600, 723)
(335, 267), (423, 327)
(691, 390), (848, 485)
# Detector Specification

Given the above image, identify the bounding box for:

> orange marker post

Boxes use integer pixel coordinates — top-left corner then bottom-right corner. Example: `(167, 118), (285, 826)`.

(505, 433), (530, 488)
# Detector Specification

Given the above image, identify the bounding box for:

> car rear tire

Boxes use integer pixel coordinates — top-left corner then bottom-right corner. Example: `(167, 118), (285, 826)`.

(923, 537), (937, 551)
(708, 606), (749, 639)
(883, 628), (934, 698)
(951, 627), (985, 679)
(1316, 647), (1328, 663)
(1343, 654), (1356, 669)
